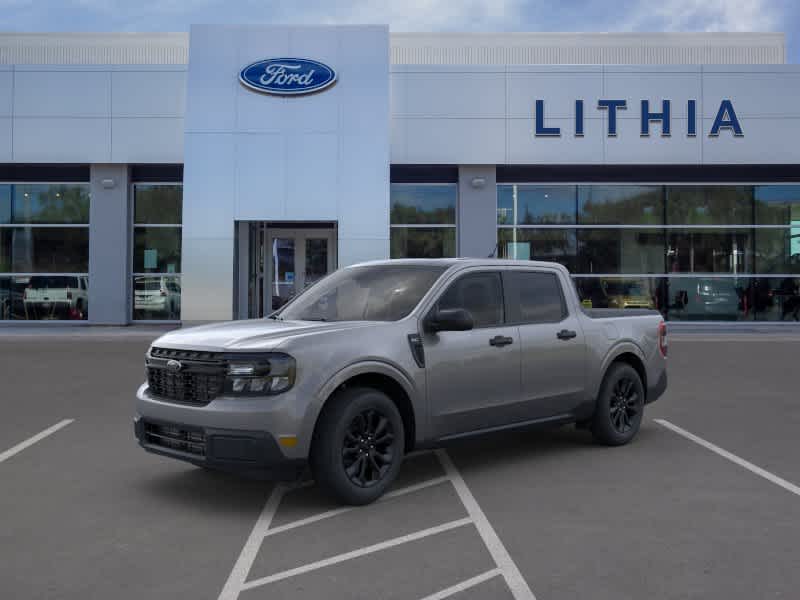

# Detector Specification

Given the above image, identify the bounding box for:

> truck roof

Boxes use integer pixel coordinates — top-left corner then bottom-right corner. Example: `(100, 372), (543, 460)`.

(345, 257), (571, 273)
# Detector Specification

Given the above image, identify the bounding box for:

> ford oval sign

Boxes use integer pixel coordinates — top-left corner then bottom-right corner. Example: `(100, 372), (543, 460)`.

(239, 58), (337, 96)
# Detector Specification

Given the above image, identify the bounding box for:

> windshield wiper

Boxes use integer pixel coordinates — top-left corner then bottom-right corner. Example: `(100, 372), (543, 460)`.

(302, 317), (328, 322)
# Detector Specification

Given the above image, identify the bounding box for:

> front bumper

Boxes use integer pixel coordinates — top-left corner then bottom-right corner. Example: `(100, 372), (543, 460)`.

(134, 416), (306, 480)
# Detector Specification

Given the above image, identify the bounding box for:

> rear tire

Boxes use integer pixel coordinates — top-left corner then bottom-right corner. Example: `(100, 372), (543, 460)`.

(591, 363), (644, 446)
(310, 387), (405, 505)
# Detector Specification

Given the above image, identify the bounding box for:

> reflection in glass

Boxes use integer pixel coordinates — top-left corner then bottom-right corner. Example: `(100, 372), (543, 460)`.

(271, 238), (295, 310)
(497, 228), (577, 272)
(0, 275), (88, 320)
(133, 275), (181, 320)
(0, 184), (90, 225)
(497, 185), (576, 225)
(752, 277), (800, 321)
(755, 228), (800, 274)
(134, 185), (183, 225)
(666, 186), (753, 225)
(390, 228), (456, 259)
(666, 229), (753, 274)
(754, 185), (800, 225)
(305, 238), (329, 286)
(390, 184), (456, 225)
(133, 227), (181, 273)
(665, 277), (750, 321)
(1, 227), (90, 273)
(578, 186), (662, 225)
(574, 277), (662, 312)
(577, 229), (664, 274)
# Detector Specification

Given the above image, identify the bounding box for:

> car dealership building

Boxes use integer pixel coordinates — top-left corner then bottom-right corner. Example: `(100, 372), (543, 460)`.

(0, 27), (799, 325)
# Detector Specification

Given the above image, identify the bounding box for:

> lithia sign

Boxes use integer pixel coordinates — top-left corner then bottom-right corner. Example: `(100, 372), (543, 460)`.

(535, 99), (743, 138)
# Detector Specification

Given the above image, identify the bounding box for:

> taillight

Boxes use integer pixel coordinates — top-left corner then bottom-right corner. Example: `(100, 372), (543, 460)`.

(66, 290), (73, 300)
(658, 321), (668, 357)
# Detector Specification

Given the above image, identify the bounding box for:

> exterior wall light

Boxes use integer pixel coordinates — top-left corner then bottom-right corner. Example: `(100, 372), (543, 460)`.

(470, 177), (486, 188)
(101, 178), (116, 189)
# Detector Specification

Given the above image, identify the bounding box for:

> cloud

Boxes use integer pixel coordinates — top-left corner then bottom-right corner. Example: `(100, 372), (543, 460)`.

(622, 0), (781, 32)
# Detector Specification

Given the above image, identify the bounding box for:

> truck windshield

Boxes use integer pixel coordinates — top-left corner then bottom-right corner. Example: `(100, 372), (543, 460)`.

(276, 264), (447, 322)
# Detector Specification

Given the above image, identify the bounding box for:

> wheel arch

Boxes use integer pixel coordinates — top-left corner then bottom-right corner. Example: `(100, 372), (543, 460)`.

(312, 362), (420, 452)
(599, 343), (648, 401)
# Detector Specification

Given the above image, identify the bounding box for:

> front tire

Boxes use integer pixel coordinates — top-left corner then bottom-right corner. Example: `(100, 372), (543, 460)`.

(310, 387), (405, 505)
(591, 363), (644, 446)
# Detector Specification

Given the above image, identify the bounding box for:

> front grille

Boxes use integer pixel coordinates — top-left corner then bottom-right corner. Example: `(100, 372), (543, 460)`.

(146, 346), (226, 405)
(144, 422), (206, 457)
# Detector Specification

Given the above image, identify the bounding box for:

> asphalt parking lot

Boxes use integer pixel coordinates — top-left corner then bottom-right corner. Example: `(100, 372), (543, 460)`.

(1, 329), (799, 599)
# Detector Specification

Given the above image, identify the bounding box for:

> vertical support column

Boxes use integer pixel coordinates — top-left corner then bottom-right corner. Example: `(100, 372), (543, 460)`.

(88, 164), (130, 324)
(457, 166), (498, 258)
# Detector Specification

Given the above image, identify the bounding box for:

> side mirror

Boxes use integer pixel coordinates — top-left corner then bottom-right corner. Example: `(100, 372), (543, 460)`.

(425, 308), (474, 332)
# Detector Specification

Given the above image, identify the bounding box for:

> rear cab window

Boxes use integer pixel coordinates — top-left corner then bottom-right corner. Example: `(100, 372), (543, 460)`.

(503, 270), (567, 324)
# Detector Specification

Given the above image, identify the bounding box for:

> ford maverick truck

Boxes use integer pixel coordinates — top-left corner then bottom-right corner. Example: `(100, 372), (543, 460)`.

(135, 259), (667, 505)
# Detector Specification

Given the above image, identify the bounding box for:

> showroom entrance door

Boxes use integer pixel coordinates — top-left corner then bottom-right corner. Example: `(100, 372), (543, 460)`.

(241, 223), (337, 318)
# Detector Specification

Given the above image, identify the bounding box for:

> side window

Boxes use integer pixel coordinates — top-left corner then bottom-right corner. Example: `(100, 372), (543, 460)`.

(438, 272), (504, 328)
(505, 271), (566, 324)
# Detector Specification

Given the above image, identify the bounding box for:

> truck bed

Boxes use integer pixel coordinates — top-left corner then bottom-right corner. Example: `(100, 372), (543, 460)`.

(581, 308), (661, 319)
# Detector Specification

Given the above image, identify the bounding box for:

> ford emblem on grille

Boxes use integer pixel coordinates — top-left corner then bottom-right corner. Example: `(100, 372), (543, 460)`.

(166, 359), (183, 372)
(239, 57), (337, 96)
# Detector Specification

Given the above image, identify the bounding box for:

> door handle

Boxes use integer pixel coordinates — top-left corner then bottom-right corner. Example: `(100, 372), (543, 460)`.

(489, 335), (513, 347)
(557, 329), (577, 340)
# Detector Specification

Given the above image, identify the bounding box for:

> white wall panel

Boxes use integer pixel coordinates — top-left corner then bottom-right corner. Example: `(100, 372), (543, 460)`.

(507, 117), (604, 164)
(183, 26), (239, 133)
(703, 118), (800, 164)
(400, 71), (505, 117)
(606, 118), (701, 164)
(507, 69), (602, 119)
(701, 71), (800, 118)
(286, 133), (339, 221)
(111, 117), (184, 162)
(604, 69), (701, 118)
(112, 70), (186, 116)
(0, 117), (11, 160)
(13, 117), (110, 162)
(234, 133), (285, 220)
(180, 237), (234, 322)
(182, 132), (235, 238)
(0, 69), (12, 116)
(403, 117), (504, 164)
(338, 133), (389, 239)
(338, 237), (390, 268)
(14, 70), (110, 117)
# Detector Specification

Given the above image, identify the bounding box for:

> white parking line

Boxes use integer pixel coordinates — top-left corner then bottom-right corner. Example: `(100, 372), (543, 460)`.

(263, 475), (451, 538)
(436, 450), (537, 600)
(241, 517), (473, 591)
(655, 419), (800, 498)
(418, 568), (502, 600)
(0, 419), (74, 464)
(218, 483), (288, 600)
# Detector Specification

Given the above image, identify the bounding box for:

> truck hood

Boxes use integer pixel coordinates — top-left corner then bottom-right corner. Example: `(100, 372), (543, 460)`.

(151, 318), (380, 352)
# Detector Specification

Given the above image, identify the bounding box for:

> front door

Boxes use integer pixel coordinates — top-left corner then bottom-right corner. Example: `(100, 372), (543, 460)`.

(422, 270), (522, 438)
(266, 228), (337, 313)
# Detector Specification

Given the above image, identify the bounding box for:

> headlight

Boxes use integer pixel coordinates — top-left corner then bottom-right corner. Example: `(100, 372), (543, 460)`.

(224, 353), (296, 396)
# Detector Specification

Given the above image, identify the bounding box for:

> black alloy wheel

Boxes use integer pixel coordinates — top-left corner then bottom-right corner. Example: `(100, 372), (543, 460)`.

(342, 408), (396, 488)
(591, 362), (644, 446)
(311, 386), (405, 505)
(609, 377), (640, 434)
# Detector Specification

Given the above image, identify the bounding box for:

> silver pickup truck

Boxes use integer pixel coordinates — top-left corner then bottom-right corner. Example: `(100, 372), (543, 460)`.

(135, 259), (667, 504)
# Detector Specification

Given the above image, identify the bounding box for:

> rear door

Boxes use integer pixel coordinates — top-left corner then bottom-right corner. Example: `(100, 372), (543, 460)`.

(504, 269), (587, 418)
(423, 270), (521, 438)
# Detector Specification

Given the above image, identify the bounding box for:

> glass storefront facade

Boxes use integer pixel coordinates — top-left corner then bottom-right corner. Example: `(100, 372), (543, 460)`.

(0, 183), (90, 320)
(131, 184), (182, 320)
(497, 184), (800, 321)
(390, 184), (457, 259)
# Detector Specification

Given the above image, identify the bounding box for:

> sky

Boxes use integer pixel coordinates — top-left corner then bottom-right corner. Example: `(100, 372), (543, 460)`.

(0, 0), (797, 63)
